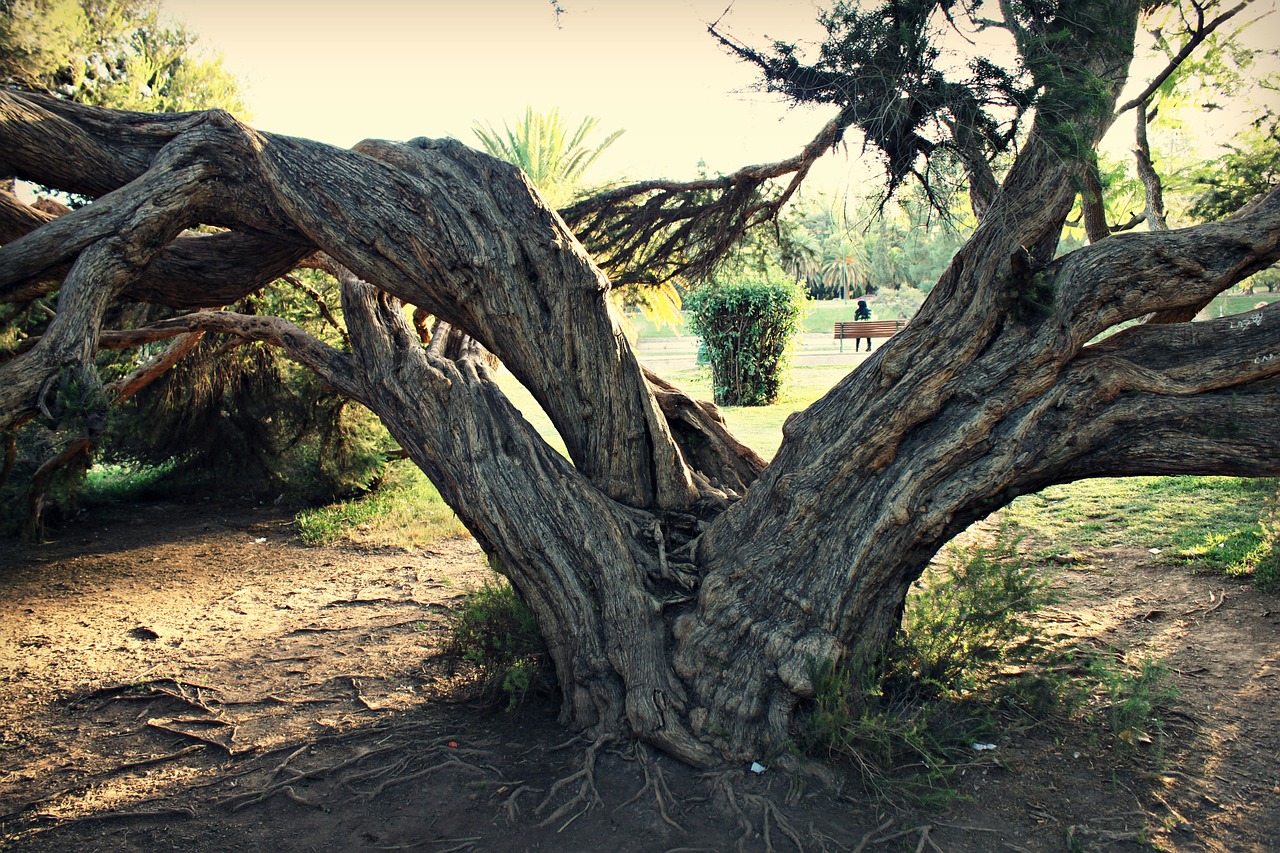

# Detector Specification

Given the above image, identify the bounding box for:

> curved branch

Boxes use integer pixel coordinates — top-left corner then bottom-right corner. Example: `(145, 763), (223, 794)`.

(1055, 184), (1280, 339)
(0, 90), (709, 509)
(146, 310), (357, 398)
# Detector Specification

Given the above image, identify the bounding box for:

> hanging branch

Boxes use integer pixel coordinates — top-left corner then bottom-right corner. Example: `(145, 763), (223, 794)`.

(560, 112), (852, 285)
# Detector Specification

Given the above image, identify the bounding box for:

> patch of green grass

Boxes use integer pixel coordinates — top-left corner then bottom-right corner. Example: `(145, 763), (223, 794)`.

(294, 461), (468, 548)
(1208, 291), (1280, 318)
(82, 461), (179, 504)
(1000, 477), (1277, 586)
(656, 364), (852, 458)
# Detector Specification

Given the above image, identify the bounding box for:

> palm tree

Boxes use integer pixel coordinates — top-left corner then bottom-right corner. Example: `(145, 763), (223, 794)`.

(780, 228), (822, 292)
(472, 107), (623, 208)
(820, 239), (867, 301)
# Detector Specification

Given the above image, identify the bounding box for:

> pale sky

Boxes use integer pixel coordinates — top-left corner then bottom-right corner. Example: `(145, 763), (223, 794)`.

(162, 0), (1279, 194)
(163, 0), (852, 187)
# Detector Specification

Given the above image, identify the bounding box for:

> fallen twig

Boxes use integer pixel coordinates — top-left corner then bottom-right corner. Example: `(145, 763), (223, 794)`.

(111, 744), (207, 773)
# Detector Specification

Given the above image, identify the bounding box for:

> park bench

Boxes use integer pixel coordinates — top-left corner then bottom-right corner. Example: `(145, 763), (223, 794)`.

(834, 319), (906, 352)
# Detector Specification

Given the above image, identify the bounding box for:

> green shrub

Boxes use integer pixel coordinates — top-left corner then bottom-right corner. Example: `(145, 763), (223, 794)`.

(685, 279), (804, 406)
(799, 537), (1182, 802)
(1089, 655), (1178, 751)
(893, 538), (1054, 695)
(445, 579), (550, 710)
(800, 658), (977, 805)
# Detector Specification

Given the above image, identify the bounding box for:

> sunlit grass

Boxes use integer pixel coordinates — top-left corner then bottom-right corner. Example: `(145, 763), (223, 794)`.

(294, 462), (468, 548)
(83, 462), (178, 503)
(1000, 476), (1276, 581)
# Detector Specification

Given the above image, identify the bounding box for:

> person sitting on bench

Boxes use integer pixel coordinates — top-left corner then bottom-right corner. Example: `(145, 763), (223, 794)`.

(854, 299), (873, 352)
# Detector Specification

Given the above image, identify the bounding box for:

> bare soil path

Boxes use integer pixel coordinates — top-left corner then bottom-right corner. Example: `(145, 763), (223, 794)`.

(1, 499), (1277, 851)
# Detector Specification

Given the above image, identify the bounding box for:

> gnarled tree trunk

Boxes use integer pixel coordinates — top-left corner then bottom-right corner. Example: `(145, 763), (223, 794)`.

(2, 0), (1279, 768)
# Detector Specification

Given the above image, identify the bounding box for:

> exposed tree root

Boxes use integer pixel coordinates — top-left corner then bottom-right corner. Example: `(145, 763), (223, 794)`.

(534, 734), (614, 831)
(850, 818), (945, 853)
(501, 783), (538, 825)
(709, 771), (808, 853)
(617, 745), (685, 831)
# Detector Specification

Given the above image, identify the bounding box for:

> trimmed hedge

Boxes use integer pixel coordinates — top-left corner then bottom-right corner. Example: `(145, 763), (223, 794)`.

(686, 282), (803, 406)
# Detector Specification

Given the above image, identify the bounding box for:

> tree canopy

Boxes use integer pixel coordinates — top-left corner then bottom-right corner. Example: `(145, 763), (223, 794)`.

(0, 0), (246, 114)
(1, 0), (1278, 768)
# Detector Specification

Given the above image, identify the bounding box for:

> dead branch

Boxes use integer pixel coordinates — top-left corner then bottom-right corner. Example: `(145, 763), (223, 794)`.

(73, 805), (198, 823)
(110, 744), (208, 773)
(147, 717), (238, 753)
(283, 272), (350, 348)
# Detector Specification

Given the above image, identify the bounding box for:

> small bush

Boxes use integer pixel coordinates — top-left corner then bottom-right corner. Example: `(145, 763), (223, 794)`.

(800, 658), (980, 806)
(893, 537), (1054, 695)
(685, 279), (804, 406)
(445, 579), (550, 710)
(1089, 655), (1178, 751)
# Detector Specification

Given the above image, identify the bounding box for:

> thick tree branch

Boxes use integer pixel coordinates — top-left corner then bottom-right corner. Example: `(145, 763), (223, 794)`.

(322, 271), (718, 765)
(1003, 306), (1280, 491)
(1081, 153), (1113, 243)
(1056, 184), (1280, 338)
(0, 127), (229, 429)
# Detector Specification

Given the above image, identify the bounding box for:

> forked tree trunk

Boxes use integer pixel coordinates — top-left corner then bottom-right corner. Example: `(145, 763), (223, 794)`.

(3, 0), (1280, 767)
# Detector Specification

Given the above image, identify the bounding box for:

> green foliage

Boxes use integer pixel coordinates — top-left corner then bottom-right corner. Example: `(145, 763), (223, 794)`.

(0, 0), (247, 115)
(1088, 655), (1178, 751)
(800, 658), (971, 805)
(782, 192), (970, 300)
(685, 273), (804, 406)
(0, 420), (87, 536)
(472, 107), (622, 208)
(446, 579), (549, 710)
(894, 538), (1055, 695)
(800, 536), (1181, 801)
(724, 0), (1036, 201)
(1187, 122), (1280, 223)
(1250, 486), (1280, 590)
(105, 331), (388, 504)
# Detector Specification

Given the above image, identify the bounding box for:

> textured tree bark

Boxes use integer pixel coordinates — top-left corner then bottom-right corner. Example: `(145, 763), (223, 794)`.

(2, 0), (1280, 768)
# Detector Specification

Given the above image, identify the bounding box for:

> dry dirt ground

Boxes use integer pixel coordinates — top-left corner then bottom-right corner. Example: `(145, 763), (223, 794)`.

(1, 498), (1278, 852)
